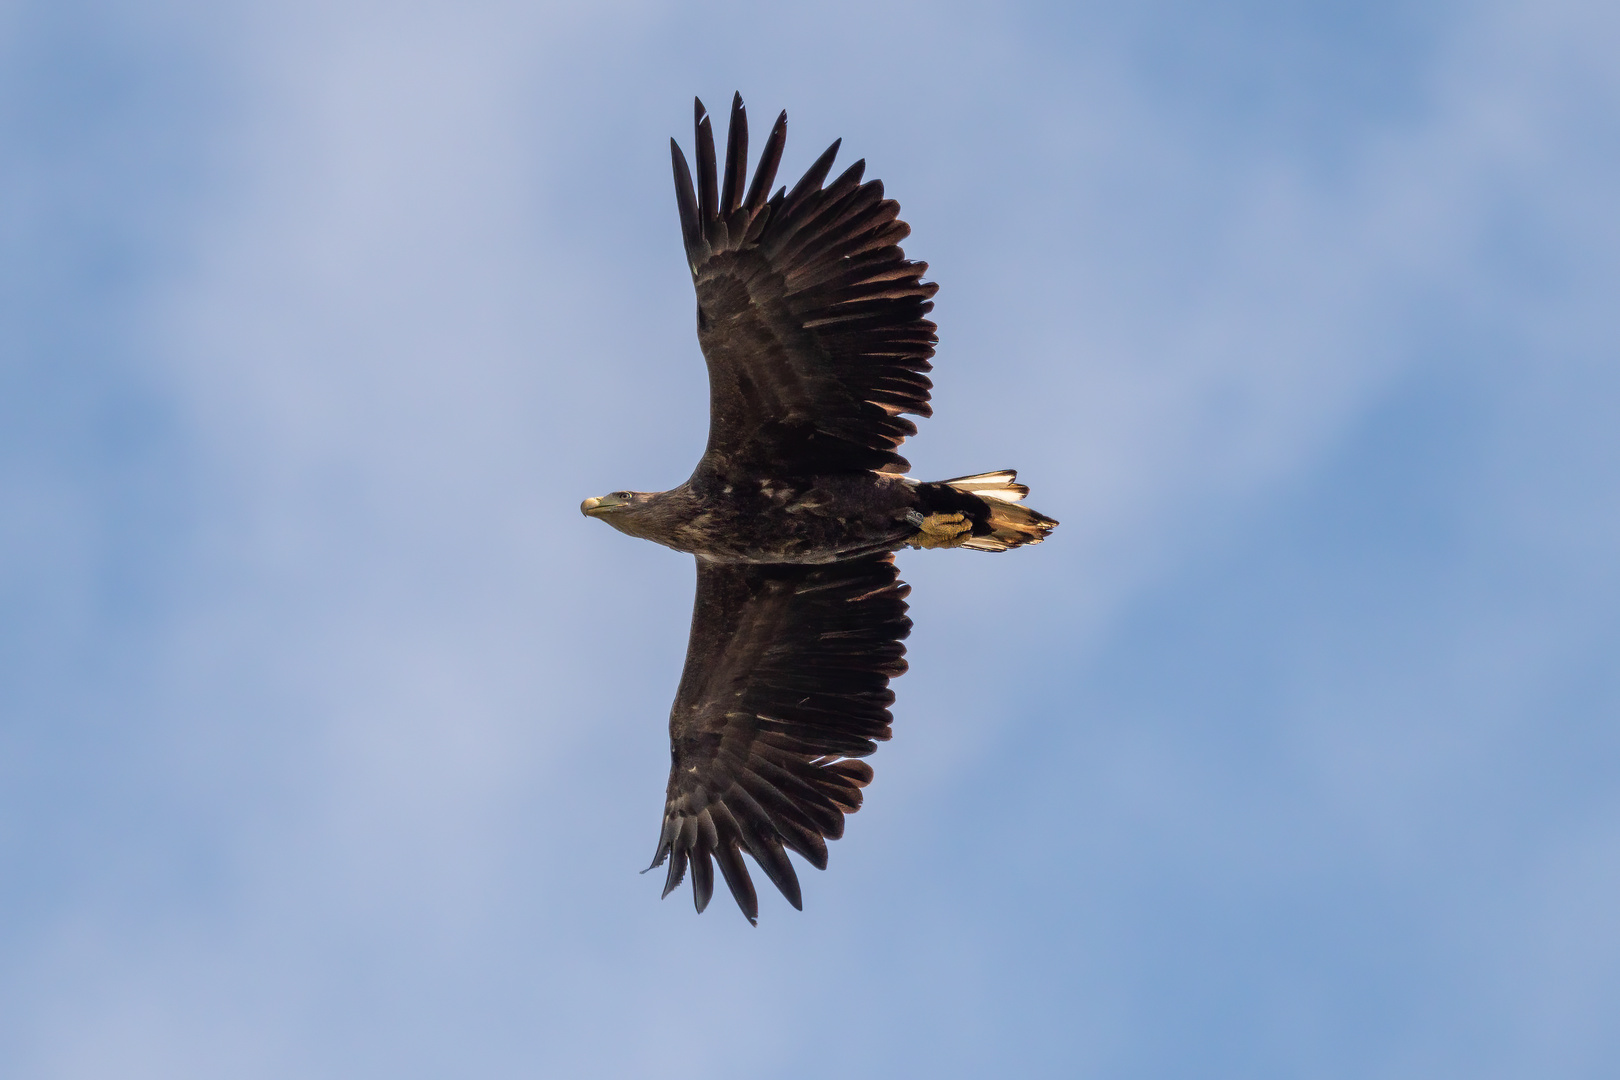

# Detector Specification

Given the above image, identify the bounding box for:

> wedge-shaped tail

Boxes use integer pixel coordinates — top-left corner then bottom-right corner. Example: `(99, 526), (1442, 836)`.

(941, 470), (1058, 551)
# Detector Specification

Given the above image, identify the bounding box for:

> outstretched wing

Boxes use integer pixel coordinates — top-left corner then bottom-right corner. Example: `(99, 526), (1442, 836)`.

(649, 554), (911, 923)
(671, 94), (938, 475)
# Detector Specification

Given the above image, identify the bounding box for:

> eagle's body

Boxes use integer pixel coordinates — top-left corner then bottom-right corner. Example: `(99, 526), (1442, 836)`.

(591, 466), (1023, 564)
(582, 95), (1055, 923)
(594, 468), (915, 563)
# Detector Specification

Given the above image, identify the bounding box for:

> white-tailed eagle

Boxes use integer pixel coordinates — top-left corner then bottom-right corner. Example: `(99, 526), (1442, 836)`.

(582, 95), (1055, 923)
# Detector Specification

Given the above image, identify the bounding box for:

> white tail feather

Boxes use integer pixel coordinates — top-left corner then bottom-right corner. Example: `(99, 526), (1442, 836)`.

(940, 470), (1029, 503)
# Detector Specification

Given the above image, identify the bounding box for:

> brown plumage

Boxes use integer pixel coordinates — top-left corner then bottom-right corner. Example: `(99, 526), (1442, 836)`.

(581, 94), (1056, 923)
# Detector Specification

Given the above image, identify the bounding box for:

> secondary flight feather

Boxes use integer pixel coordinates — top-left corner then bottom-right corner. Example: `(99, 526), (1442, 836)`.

(581, 94), (1056, 923)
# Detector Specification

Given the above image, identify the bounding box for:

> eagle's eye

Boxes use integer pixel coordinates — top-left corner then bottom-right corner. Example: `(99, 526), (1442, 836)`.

(612, 491), (631, 500)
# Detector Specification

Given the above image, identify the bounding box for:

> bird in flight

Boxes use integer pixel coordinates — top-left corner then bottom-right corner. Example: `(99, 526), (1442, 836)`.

(582, 94), (1056, 923)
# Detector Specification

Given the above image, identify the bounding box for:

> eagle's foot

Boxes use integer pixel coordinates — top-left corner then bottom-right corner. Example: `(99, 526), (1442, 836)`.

(907, 511), (973, 549)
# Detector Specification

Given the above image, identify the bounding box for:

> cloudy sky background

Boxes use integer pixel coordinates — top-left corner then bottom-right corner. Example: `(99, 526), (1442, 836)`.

(4, 0), (1618, 1075)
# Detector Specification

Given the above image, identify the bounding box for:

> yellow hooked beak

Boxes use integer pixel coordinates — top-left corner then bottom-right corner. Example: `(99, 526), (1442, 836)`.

(580, 493), (631, 517)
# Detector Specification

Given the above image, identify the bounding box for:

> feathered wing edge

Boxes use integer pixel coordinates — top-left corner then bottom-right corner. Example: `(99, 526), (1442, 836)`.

(647, 555), (911, 924)
(671, 94), (790, 273)
(672, 94), (939, 469)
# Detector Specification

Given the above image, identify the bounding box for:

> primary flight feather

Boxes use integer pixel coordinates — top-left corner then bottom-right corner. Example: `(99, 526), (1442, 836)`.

(582, 94), (1056, 923)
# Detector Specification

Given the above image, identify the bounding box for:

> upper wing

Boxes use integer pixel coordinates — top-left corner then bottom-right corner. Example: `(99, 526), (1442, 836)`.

(672, 94), (938, 475)
(649, 554), (911, 923)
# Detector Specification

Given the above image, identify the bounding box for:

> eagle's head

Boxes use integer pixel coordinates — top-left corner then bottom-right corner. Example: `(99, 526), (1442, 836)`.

(580, 490), (662, 538)
(580, 490), (650, 515)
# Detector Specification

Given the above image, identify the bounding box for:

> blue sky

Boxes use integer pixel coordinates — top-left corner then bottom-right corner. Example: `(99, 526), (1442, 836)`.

(3, 0), (1617, 1076)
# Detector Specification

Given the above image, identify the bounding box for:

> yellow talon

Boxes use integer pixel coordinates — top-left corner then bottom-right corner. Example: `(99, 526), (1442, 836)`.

(908, 511), (973, 549)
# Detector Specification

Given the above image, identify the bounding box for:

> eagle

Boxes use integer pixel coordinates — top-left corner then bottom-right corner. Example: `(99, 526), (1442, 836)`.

(582, 94), (1056, 923)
